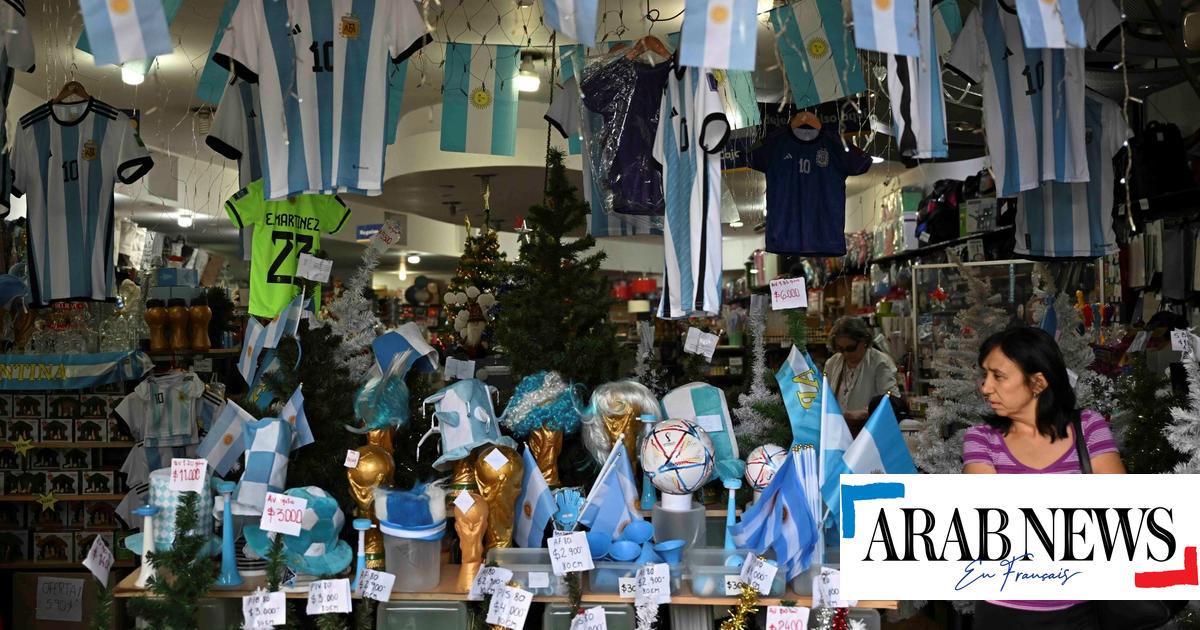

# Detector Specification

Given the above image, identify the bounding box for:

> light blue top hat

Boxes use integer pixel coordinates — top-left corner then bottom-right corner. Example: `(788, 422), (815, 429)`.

(419, 379), (517, 471)
(662, 383), (746, 483)
(243, 486), (353, 578)
(124, 467), (220, 557)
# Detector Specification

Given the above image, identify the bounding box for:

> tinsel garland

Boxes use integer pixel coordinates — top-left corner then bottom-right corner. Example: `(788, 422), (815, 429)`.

(634, 597), (659, 630)
(1167, 332), (1200, 474)
(718, 582), (761, 630)
(733, 297), (780, 442)
(321, 221), (398, 383)
(501, 371), (583, 436)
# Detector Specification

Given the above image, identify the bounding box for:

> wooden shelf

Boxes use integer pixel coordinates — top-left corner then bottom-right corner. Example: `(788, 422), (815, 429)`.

(868, 225), (1015, 267)
(0, 494), (124, 502)
(147, 347), (240, 359)
(1, 441), (134, 449)
(113, 565), (897, 609)
(0, 560), (135, 569)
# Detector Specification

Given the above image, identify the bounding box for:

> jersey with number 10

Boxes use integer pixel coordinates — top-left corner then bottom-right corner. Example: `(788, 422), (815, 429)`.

(225, 179), (350, 318)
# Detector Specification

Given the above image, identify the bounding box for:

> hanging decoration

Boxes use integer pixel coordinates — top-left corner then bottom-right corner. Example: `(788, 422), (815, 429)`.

(718, 581), (761, 630)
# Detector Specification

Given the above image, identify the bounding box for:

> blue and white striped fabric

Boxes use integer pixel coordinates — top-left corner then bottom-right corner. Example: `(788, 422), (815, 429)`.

(578, 442), (644, 541)
(933, 0), (963, 56)
(238, 318), (271, 386)
(280, 385), (314, 450)
(662, 383), (743, 483)
(0, 350), (151, 391)
(546, 45), (583, 156)
(441, 44), (520, 156)
(775, 346), (823, 448)
(542, 0), (598, 46)
(817, 376), (853, 527)
(78, 0), (173, 66)
(852, 0), (919, 55)
(197, 399), (255, 476)
(680, 0), (758, 70)
(769, 0), (866, 108)
(194, 0), (239, 104)
(1015, 0), (1086, 48)
(385, 59), (411, 146)
(730, 450), (820, 579)
(233, 417), (295, 511)
(834, 399), (916, 479)
(888, 0), (949, 158)
(514, 447), (556, 548)
(718, 70), (761, 129)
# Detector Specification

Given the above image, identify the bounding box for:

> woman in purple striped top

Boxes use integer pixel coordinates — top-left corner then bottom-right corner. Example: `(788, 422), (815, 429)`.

(962, 327), (1126, 629)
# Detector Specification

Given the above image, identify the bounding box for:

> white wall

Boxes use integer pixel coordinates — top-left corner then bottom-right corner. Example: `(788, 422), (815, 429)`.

(845, 157), (990, 232)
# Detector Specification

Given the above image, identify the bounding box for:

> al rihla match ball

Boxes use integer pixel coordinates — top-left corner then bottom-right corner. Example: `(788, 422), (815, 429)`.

(640, 418), (715, 495)
(744, 444), (788, 490)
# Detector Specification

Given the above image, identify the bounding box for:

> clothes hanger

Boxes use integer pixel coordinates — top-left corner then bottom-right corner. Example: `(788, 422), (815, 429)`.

(626, 35), (671, 64)
(790, 111), (822, 129)
(52, 80), (90, 104)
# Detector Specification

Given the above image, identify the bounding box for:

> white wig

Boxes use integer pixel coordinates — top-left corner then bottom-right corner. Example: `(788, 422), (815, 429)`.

(581, 380), (663, 465)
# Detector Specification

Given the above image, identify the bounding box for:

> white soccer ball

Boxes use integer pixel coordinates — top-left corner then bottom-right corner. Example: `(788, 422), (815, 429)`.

(640, 419), (715, 495)
(744, 444), (789, 491)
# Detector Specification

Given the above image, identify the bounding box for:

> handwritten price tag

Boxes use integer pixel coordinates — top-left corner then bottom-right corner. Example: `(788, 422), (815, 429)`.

(1171, 329), (1195, 356)
(571, 605), (609, 630)
(370, 220), (405, 253)
(343, 450), (360, 468)
(636, 563), (671, 604)
(242, 589), (286, 629)
(296, 253), (333, 283)
(766, 605), (811, 630)
(82, 535), (114, 585)
(260, 491), (307, 536)
(528, 572), (550, 589)
(684, 327), (720, 361)
(724, 575), (742, 596)
(549, 531), (594, 575)
(36, 577), (83, 622)
(813, 567), (856, 608)
(618, 577), (637, 599)
(192, 357), (213, 372)
(355, 569), (395, 603)
(770, 276), (808, 310)
(306, 579), (352, 615)
(468, 566), (513, 601)
(169, 458), (207, 492)
(739, 553), (779, 593)
(485, 585), (532, 630)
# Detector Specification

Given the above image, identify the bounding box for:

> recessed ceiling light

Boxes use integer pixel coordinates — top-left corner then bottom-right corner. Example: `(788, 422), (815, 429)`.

(407, 254), (421, 264)
(121, 66), (144, 86)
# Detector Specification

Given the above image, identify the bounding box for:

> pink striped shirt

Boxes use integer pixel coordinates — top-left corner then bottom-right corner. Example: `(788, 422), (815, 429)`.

(961, 410), (1118, 611)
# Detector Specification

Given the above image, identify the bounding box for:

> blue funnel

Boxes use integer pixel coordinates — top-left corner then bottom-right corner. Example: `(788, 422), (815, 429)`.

(636, 541), (661, 564)
(653, 539), (686, 567)
(585, 532), (611, 560)
(620, 520), (654, 545)
(608, 540), (640, 562)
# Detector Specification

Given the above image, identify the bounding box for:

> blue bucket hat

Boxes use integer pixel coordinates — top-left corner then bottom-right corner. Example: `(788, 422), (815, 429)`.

(375, 483), (447, 541)
(418, 379), (516, 471)
(243, 486), (352, 578)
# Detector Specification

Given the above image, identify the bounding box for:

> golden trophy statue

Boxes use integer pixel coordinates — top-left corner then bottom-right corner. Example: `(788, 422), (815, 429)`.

(527, 426), (563, 487)
(449, 451), (479, 497)
(454, 491), (489, 592)
(603, 406), (641, 476)
(473, 444), (522, 550)
(346, 445), (394, 570)
(366, 427), (394, 456)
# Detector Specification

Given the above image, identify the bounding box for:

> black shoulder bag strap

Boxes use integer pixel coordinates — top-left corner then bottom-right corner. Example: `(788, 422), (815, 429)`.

(1072, 415), (1093, 474)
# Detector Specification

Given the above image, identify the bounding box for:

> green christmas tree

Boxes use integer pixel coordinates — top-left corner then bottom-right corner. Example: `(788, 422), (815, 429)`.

(1112, 356), (1186, 474)
(493, 148), (623, 387)
(448, 218), (505, 296)
(126, 493), (218, 629)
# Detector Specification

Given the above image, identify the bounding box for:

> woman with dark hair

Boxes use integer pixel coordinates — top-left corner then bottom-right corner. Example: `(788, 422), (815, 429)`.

(825, 317), (898, 432)
(963, 326), (1125, 629)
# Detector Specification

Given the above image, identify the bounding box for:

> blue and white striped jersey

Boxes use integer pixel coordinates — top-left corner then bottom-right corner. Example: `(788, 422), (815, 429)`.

(11, 99), (153, 305)
(888, 0), (948, 159)
(947, 0), (1121, 197)
(1016, 95), (1129, 258)
(213, 0), (430, 200)
(653, 64), (729, 319)
(0, 0), (34, 209)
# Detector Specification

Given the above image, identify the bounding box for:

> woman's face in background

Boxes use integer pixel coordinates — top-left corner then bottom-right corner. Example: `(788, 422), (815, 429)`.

(979, 347), (1038, 419)
(834, 336), (868, 366)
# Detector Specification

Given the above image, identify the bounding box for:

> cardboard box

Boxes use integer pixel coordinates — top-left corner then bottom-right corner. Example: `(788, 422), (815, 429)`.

(28, 448), (61, 470)
(106, 418), (132, 443)
(0, 529), (29, 562)
(3, 470), (45, 494)
(104, 395), (122, 418)
(0, 448), (23, 469)
(46, 471), (80, 495)
(60, 449), (91, 471)
(81, 471), (114, 495)
(44, 396), (79, 420)
(38, 420), (72, 443)
(0, 502), (24, 528)
(72, 532), (114, 563)
(79, 502), (120, 530)
(32, 500), (72, 528)
(77, 396), (108, 420)
(147, 286), (202, 302)
(8, 418), (39, 441)
(32, 532), (74, 562)
(12, 394), (45, 418)
(73, 419), (106, 443)
(0, 394), (10, 419)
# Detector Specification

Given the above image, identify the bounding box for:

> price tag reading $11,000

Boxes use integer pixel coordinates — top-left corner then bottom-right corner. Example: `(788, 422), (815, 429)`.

(260, 492), (307, 536)
(168, 458), (207, 492)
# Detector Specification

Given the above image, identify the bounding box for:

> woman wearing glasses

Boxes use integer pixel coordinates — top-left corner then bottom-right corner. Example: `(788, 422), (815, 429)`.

(824, 317), (899, 433)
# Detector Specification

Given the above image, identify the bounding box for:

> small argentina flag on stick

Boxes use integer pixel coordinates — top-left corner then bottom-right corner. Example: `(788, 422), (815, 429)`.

(78, 0), (173, 66)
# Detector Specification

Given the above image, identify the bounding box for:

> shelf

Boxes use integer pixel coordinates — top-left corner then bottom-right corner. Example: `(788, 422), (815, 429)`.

(147, 347), (241, 359)
(112, 565), (898, 609)
(1, 441), (134, 449)
(868, 225), (1015, 267)
(0, 560), (135, 569)
(0, 494), (124, 502)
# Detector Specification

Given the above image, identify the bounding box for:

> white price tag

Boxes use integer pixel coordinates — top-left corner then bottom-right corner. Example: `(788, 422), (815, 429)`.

(724, 575), (742, 596)
(548, 531), (594, 575)
(192, 358), (213, 372)
(636, 563), (671, 604)
(260, 491), (307, 536)
(769, 277), (808, 310)
(36, 577), (83, 622)
(618, 577), (638, 599)
(82, 535), (114, 585)
(813, 567), (855, 608)
(370, 220), (404, 253)
(355, 569), (395, 602)
(343, 450), (360, 468)
(1128, 331), (1149, 353)
(766, 605), (811, 629)
(468, 566), (513, 601)
(295, 253), (333, 283)
(453, 491), (477, 515)
(483, 448), (509, 471)
(571, 606), (609, 630)
(694, 414), (725, 433)
(242, 589), (286, 629)
(1170, 329), (1190, 352)
(306, 579), (352, 615)
(738, 553), (778, 593)
(445, 357), (477, 381)
(485, 585), (532, 630)
(168, 458), (207, 492)
(528, 572), (550, 589)
(684, 327), (719, 360)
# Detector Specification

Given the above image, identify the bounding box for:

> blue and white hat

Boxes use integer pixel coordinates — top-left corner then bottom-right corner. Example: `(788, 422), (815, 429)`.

(123, 467), (220, 556)
(419, 379), (516, 471)
(375, 483), (447, 541)
(243, 486), (352, 578)
(662, 383), (745, 483)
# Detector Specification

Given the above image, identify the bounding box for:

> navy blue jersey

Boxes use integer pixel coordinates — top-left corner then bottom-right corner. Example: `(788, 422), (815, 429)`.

(750, 128), (871, 256)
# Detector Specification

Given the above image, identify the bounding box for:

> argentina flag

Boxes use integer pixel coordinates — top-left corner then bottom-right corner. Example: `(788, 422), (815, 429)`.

(730, 451), (819, 579)
(775, 346), (823, 448)
(279, 385), (313, 450)
(679, 0), (759, 70)
(542, 0), (598, 46)
(838, 399), (916, 478)
(514, 447), (556, 548)
(78, 0), (174, 66)
(851, 0), (919, 55)
(197, 400), (255, 476)
(770, 0), (866, 108)
(441, 44), (520, 156)
(1015, 0), (1086, 48)
(817, 376), (854, 527)
(578, 442), (644, 541)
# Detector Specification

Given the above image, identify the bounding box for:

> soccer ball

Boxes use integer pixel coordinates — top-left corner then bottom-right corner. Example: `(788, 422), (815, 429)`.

(640, 419), (715, 495)
(744, 444), (789, 490)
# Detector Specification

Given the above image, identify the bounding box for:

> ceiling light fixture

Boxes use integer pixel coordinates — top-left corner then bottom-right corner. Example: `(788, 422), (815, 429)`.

(407, 253), (421, 264)
(176, 208), (194, 228)
(516, 54), (540, 92)
(871, 155), (885, 164)
(121, 65), (145, 86)
(729, 220), (744, 228)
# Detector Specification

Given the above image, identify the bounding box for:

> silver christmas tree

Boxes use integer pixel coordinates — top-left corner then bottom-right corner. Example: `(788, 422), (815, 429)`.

(1167, 332), (1200, 474)
(733, 295), (780, 444)
(319, 221), (399, 382)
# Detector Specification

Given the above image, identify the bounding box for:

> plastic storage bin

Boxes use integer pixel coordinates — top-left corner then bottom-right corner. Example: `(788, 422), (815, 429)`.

(486, 548), (568, 596)
(380, 521), (444, 592)
(376, 602), (469, 630)
(588, 560), (684, 595)
(792, 562), (838, 596)
(685, 547), (785, 597)
(650, 501), (707, 549)
(543, 604), (636, 630)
